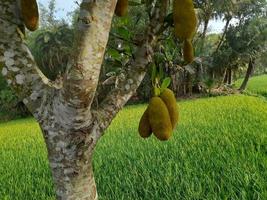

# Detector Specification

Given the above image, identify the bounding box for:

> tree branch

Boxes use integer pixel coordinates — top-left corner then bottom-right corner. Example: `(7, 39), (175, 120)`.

(61, 0), (117, 112)
(0, 0), (57, 114)
(214, 17), (232, 53)
(94, 0), (169, 133)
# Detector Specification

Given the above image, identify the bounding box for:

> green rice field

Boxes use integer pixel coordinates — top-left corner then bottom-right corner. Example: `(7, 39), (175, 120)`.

(0, 94), (267, 200)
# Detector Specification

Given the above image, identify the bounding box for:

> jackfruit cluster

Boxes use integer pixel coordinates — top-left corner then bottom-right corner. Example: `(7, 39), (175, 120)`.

(173, 0), (197, 63)
(138, 88), (179, 141)
(115, 0), (128, 17)
(20, 0), (39, 31)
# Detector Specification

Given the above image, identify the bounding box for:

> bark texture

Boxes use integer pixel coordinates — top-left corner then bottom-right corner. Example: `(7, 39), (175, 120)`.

(0, 0), (168, 199)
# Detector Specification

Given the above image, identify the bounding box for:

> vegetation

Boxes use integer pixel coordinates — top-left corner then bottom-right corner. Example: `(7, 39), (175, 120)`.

(1, 95), (267, 200)
(0, 76), (30, 121)
(1, 0), (267, 121)
(24, 0), (267, 97)
(236, 74), (267, 97)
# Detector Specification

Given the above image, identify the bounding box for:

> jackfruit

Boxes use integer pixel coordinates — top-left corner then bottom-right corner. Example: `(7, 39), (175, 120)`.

(115, 0), (128, 17)
(138, 109), (152, 138)
(160, 88), (179, 129)
(173, 0), (197, 40)
(183, 39), (194, 63)
(148, 97), (172, 141)
(20, 0), (39, 31)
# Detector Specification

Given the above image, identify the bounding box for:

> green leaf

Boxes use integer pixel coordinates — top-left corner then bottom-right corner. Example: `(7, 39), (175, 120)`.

(154, 52), (165, 65)
(116, 27), (131, 40)
(123, 45), (132, 55)
(158, 66), (164, 80)
(161, 77), (171, 91)
(107, 49), (122, 62)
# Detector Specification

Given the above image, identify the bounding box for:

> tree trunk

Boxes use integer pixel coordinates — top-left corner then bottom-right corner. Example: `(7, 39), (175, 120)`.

(51, 160), (97, 200)
(197, 9), (211, 53)
(202, 20), (209, 40)
(194, 17), (210, 92)
(227, 69), (232, 85)
(194, 63), (203, 93)
(214, 17), (231, 53)
(43, 127), (98, 200)
(196, 19), (209, 53)
(211, 70), (215, 80)
(223, 68), (228, 84)
(239, 58), (255, 91)
(218, 68), (227, 87)
(187, 73), (193, 96)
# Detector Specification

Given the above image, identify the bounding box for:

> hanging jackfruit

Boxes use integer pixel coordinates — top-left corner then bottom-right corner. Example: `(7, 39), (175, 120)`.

(183, 39), (194, 63)
(173, 0), (197, 40)
(138, 109), (152, 138)
(115, 0), (128, 17)
(20, 0), (39, 31)
(160, 88), (179, 129)
(148, 97), (173, 141)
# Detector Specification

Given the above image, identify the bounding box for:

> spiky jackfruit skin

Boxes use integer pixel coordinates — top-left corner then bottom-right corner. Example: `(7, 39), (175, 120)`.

(138, 109), (152, 138)
(160, 88), (179, 129)
(183, 39), (194, 63)
(148, 97), (172, 141)
(173, 0), (197, 40)
(21, 0), (39, 31)
(115, 0), (128, 17)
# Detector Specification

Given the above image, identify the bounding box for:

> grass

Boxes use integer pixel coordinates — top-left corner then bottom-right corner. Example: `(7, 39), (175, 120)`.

(235, 74), (267, 97)
(0, 95), (267, 200)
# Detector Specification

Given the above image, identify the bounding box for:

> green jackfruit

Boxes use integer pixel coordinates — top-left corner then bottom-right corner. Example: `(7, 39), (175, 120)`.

(173, 0), (197, 40)
(21, 0), (39, 31)
(160, 88), (179, 129)
(183, 39), (194, 63)
(148, 97), (172, 141)
(115, 0), (128, 17)
(138, 109), (152, 138)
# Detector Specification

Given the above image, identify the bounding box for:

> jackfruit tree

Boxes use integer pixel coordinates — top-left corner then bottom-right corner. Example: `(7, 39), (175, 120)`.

(0, 0), (194, 199)
(0, 0), (166, 199)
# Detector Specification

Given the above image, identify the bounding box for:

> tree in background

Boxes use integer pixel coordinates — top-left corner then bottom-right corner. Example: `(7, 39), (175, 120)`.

(212, 1), (267, 89)
(20, 0), (267, 101)
(194, 0), (267, 91)
(231, 17), (267, 91)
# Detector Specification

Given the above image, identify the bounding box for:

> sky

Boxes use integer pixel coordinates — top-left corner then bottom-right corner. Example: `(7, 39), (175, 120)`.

(37, 0), (226, 33)
(37, 0), (78, 20)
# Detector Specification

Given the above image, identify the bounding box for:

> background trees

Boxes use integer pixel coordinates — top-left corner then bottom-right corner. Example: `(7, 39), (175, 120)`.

(0, 0), (266, 120)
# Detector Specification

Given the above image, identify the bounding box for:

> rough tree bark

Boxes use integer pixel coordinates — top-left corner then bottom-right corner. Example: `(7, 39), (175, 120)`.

(239, 58), (255, 91)
(0, 0), (168, 199)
